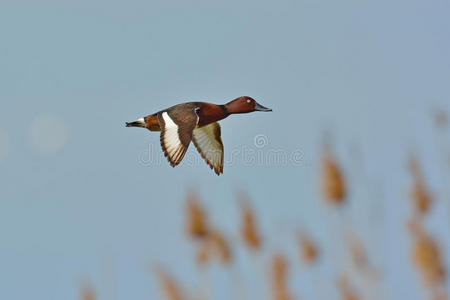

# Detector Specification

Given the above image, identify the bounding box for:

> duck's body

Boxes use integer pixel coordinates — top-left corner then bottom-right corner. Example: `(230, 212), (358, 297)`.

(135, 102), (230, 132)
(126, 96), (271, 175)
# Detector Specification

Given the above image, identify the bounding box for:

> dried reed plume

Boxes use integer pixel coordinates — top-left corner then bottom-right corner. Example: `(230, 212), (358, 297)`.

(434, 109), (448, 129)
(337, 275), (361, 300)
(184, 191), (231, 266)
(297, 231), (318, 265)
(239, 197), (262, 251)
(408, 156), (433, 216)
(347, 233), (372, 274)
(81, 284), (95, 300)
(270, 254), (293, 300)
(320, 145), (346, 206)
(185, 190), (209, 238)
(196, 229), (232, 266)
(209, 230), (232, 264)
(430, 291), (448, 300)
(410, 220), (446, 288)
(155, 267), (185, 300)
(196, 235), (211, 266)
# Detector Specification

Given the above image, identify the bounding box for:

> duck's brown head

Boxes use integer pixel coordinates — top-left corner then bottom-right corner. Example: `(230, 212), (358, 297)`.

(225, 96), (272, 114)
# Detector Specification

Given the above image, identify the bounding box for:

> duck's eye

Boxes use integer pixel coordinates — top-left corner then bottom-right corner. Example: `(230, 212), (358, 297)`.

(247, 99), (251, 103)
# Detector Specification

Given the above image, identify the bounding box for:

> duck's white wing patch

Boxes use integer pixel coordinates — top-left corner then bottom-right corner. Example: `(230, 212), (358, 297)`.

(159, 112), (191, 166)
(192, 122), (224, 175)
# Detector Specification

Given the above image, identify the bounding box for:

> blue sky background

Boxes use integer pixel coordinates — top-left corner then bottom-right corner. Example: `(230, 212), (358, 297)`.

(1, 0), (450, 299)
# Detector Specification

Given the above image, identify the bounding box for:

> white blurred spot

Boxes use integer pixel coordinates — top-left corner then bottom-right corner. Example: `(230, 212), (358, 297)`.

(29, 114), (68, 154)
(0, 128), (11, 162)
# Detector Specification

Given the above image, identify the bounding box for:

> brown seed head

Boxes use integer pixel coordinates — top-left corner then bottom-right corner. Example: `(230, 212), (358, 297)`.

(81, 284), (95, 300)
(155, 267), (185, 300)
(434, 109), (448, 129)
(185, 191), (208, 238)
(321, 148), (346, 206)
(239, 199), (261, 251)
(271, 254), (293, 300)
(411, 226), (446, 287)
(337, 275), (360, 300)
(195, 229), (232, 266)
(407, 217), (423, 236)
(408, 156), (432, 216)
(430, 291), (448, 300)
(348, 233), (368, 272)
(196, 237), (212, 266)
(209, 230), (232, 264)
(298, 231), (318, 265)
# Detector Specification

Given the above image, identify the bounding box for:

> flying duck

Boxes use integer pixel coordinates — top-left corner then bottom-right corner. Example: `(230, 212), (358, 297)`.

(126, 96), (272, 175)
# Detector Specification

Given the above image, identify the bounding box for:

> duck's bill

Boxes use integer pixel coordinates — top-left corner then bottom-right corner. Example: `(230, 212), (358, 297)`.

(254, 102), (272, 112)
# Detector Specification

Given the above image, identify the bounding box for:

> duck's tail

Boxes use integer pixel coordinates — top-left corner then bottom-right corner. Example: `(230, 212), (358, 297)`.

(125, 118), (145, 128)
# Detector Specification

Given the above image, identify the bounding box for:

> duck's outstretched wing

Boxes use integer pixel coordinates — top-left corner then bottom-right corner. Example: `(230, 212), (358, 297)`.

(192, 122), (224, 175)
(158, 108), (198, 167)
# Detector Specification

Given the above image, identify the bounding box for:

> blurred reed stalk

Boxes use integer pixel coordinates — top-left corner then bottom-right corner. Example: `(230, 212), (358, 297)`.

(297, 230), (321, 299)
(320, 141), (349, 293)
(236, 190), (268, 299)
(408, 156), (433, 217)
(297, 231), (319, 266)
(184, 189), (245, 300)
(346, 232), (379, 300)
(155, 267), (185, 300)
(345, 142), (382, 300)
(185, 190), (209, 239)
(185, 190), (232, 265)
(337, 275), (361, 300)
(238, 191), (262, 252)
(184, 190), (211, 299)
(433, 109), (448, 130)
(207, 230), (232, 265)
(320, 144), (346, 207)
(347, 233), (377, 279)
(270, 253), (294, 300)
(407, 149), (447, 298)
(431, 108), (450, 230)
(81, 284), (96, 300)
(430, 291), (449, 300)
(409, 219), (446, 290)
(197, 227), (245, 300)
